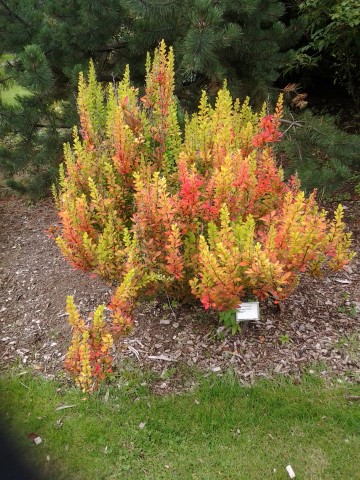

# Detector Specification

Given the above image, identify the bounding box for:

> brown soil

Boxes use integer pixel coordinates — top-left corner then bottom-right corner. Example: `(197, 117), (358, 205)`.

(0, 197), (359, 392)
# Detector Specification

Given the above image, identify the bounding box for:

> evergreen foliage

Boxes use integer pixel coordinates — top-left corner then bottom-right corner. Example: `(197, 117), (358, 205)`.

(279, 110), (360, 194)
(0, 0), (128, 197)
(127, 0), (301, 101)
(288, 0), (360, 108)
(0, 0), (300, 197)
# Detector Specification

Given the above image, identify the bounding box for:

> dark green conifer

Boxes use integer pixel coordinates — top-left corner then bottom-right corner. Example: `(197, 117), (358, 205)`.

(0, 0), (128, 197)
(279, 110), (360, 194)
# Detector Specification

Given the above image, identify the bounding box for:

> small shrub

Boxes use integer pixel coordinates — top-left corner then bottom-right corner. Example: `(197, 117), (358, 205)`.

(55, 42), (354, 391)
(64, 296), (115, 392)
(218, 310), (240, 335)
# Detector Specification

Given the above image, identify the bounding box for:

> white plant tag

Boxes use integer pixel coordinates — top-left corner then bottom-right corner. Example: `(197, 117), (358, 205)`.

(236, 302), (260, 322)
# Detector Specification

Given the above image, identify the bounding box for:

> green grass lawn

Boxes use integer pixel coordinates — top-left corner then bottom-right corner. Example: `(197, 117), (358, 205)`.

(1, 371), (359, 480)
(0, 53), (30, 105)
(0, 84), (30, 105)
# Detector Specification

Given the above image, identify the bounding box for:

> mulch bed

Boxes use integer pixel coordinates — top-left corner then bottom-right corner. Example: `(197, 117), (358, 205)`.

(0, 197), (359, 392)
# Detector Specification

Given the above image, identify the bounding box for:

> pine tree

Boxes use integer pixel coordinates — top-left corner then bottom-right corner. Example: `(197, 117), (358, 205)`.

(278, 109), (360, 194)
(127, 0), (301, 103)
(0, 0), (129, 197)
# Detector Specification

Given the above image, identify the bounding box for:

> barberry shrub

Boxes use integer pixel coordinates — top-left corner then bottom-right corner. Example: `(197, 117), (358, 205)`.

(64, 296), (114, 393)
(55, 42), (354, 390)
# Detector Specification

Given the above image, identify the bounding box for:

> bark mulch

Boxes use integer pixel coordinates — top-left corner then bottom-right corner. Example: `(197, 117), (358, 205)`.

(1, 197), (359, 392)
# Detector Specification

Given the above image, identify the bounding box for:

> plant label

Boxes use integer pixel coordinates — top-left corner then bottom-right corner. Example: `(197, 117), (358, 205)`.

(236, 302), (260, 322)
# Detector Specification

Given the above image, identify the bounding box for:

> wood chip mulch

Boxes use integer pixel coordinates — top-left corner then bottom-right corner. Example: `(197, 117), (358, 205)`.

(0, 197), (359, 393)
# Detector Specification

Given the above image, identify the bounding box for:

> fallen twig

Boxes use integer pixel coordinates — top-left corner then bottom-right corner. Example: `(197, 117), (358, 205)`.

(148, 354), (173, 362)
(345, 395), (360, 401)
(55, 404), (77, 411)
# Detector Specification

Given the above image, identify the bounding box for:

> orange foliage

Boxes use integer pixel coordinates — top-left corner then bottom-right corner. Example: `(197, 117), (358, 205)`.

(55, 42), (354, 391)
